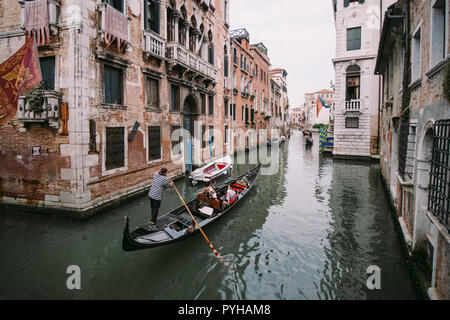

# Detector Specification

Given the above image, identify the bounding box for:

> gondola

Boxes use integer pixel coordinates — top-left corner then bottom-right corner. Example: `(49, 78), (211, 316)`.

(122, 164), (261, 251)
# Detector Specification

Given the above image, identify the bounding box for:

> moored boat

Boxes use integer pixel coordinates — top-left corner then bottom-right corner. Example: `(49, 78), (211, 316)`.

(189, 155), (233, 185)
(122, 164), (261, 251)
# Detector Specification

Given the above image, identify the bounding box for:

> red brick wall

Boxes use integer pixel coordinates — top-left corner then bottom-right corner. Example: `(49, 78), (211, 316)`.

(0, 125), (70, 201)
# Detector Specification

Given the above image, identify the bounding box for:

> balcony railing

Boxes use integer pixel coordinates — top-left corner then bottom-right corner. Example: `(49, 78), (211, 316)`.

(143, 29), (165, 60)
(166, 42), (216, 80)
(17, 90), (62, 129)
(345, 99), (362, 112)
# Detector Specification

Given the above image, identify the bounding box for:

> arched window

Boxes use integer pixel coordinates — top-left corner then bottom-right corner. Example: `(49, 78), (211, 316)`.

(178, 6), (187, 46)
(166, 7), (175, 42)
(346, 64), (360, 101)
(207, 30), (214, 65)
(144, 0), (161, 34)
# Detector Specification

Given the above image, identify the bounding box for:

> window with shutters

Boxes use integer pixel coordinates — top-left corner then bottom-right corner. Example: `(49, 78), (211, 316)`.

(208, 45), (214, 65)
(148, 126), (161, 161)
(346, 27), (361, 51)
(225, 125), (229, 144)
(224, 99), (228, 117)
(345, 117), (359, 128)
(39, 56), (55, 90)
(170, 84), (180, 112)
(167, 8), (175, 42)
(171, 125), (182, 156)
(103, 64), (123, 105)
(245, 105), (249, 123)
(105, 127), (125, 171)
(431, 0), (447, 67)
(233, 104), (236, 121)
(224, 56), (229, 77)
(145, 76), (160, 110)
(208, 96), (214, 115)
(201, 94), (206, 114)
(89, 120), (97, 153)
(202, 125), (206, 148)
(412, 27), (421, 82)
(144, 0), (160, 34)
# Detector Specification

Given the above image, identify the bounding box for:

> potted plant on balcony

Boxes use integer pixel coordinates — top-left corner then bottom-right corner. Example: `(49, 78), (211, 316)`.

(233, 88), (239, 95)
(25, 83), (45, 113)
(250, 94), (255, 100)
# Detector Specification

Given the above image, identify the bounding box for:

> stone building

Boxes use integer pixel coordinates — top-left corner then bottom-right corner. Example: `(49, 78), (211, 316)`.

(0, 0), (230, 217)
(229, 28), (271, 151)
(250, 42), (271, 144)
(269, 68), (289, 137)
(303, 89), (335, 130)
(331, 0), (395, 158)
(289, 106), (302, 129)
(375, 0), (449, 300)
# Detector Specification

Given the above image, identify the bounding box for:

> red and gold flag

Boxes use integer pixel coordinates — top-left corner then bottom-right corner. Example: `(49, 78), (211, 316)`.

(0, 36), (42, 125)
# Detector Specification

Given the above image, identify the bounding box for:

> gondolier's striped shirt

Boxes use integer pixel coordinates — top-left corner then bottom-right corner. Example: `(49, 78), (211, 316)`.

(148, 172), (171, 201)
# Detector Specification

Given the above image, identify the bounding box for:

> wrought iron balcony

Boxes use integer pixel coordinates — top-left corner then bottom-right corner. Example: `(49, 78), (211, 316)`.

(17, 90), (62, 129)
(344, 99), (362, 112)
(143, 29), (165, 60)
(166, 42), (216, 81)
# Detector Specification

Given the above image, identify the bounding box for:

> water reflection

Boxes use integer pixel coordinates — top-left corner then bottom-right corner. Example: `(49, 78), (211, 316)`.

(0, 130), (418, 300)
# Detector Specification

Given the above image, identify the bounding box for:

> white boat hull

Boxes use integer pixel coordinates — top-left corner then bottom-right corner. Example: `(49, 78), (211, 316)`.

(189, 155), (233, 184)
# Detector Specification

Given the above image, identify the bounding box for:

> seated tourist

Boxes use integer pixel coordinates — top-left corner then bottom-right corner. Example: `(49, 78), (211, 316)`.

(203, 183), (217, 199)
(222, 185), (237, 205)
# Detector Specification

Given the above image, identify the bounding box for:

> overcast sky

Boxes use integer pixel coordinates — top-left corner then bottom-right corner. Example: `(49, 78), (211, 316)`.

(230, 0), (336, 108)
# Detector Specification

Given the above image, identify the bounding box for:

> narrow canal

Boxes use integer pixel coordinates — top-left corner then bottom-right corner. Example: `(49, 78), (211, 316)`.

(0, 130), (419, 299)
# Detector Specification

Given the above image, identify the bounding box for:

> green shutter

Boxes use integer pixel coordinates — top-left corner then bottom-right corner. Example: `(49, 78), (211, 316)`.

(344, 0), (350, 7)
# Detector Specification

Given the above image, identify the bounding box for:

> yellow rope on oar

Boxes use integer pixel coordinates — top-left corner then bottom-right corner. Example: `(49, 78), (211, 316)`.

(168, 177), (233, 270)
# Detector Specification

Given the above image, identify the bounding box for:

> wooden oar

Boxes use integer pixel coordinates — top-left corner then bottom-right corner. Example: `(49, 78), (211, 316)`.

(168, 177), (232, 270)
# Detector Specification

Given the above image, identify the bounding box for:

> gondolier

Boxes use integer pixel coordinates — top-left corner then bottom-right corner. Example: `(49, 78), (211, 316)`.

(148, 168), (173, 226)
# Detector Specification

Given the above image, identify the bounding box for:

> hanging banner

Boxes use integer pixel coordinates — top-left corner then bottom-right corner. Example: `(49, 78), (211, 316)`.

(0, 36), (42, 125)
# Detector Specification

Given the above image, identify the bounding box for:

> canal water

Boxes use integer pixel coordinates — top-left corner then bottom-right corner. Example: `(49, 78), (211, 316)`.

(0, 130), (419, 300)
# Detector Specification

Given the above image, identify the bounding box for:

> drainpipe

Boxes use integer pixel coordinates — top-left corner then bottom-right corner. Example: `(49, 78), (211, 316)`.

(377, 0), (383, 155)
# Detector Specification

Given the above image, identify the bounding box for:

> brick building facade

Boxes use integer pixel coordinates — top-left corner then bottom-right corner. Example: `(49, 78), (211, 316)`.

(0, 0), (231, 217)
(375, 0), (449, 300)
(229, 28), (272, 151)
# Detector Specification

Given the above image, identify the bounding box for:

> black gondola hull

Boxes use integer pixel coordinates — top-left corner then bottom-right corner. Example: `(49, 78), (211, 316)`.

(122, 164), (261, 252)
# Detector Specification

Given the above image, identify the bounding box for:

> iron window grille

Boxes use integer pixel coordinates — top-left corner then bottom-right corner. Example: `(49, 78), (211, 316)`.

(148, 126), (161, 161)
(345, 117), (359, 128)
(428, 119), (450, 232)
(105, 127), (125, 171)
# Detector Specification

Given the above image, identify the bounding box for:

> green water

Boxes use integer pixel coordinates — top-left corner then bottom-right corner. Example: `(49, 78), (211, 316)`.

(0, 131), (419, 299)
